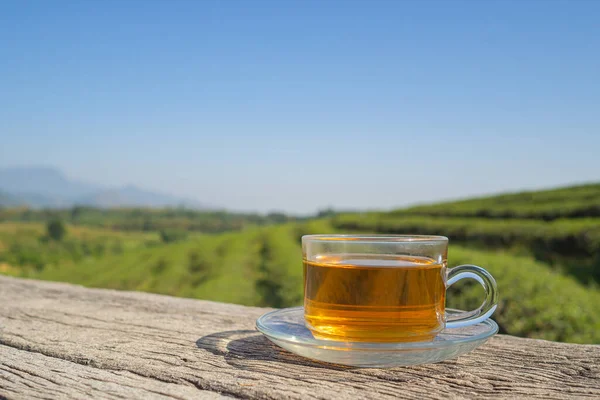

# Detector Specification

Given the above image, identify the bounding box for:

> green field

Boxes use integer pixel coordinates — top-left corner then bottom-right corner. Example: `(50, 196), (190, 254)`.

(1, 183), (599, 344)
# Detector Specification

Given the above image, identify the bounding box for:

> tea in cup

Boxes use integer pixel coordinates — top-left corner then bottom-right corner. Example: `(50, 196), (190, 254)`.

(302, 235), (498, 342)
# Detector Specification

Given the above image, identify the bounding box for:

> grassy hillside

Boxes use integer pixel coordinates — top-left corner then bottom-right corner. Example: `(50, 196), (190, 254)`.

(334, 214), (600, 255)
(335, 183), (600, 283)
(399, 183), (600, 220)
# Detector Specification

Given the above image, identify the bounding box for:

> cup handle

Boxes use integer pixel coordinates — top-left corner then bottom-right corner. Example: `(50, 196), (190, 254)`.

(445, 264), (499, 329)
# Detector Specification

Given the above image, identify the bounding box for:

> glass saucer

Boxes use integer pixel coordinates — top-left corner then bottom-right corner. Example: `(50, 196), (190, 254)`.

(256, 307), (498, 368)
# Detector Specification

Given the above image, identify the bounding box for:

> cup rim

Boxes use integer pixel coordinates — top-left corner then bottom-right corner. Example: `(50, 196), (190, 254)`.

(302, 234), (448, 243)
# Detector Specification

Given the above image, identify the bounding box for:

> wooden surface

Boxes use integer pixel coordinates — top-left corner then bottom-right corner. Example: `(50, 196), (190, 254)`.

(0, 276), (598, 400)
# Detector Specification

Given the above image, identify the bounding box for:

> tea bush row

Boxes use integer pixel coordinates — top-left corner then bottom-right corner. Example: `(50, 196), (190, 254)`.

(0, 223), (157, 273)
(397, 183), (600, 220)
(333, 214), (600, 278)
(254, 225), (304, 307)
(446, 246), (600, 344)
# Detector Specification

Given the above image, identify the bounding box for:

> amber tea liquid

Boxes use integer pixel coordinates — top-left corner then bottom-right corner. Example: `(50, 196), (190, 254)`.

(304, 254), (446, 342)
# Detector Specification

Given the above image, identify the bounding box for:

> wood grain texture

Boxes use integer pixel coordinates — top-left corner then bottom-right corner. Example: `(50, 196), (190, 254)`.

(0, 275), (598, 400)
(0, 345), (228, 400)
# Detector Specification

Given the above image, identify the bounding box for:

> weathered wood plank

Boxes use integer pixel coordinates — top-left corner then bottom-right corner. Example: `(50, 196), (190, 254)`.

(0, 345), (229, 400)
(0, 276), (599, 399)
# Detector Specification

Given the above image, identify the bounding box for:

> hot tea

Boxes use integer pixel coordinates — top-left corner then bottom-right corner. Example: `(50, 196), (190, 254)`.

(304, 254), (446, 342)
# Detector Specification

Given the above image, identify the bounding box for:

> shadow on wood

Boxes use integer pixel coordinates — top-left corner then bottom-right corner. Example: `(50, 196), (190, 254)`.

(196, 329), (353, 371)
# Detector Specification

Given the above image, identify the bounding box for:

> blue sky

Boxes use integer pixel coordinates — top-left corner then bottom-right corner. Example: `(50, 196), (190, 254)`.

(1, 0), (599, 213)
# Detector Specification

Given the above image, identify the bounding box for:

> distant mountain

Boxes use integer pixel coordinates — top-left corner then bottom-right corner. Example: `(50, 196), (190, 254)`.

(0, 190), (25, 207)
(5, 192), (73, 208)
(0, 166), (206, 209)
(0, 166), (100, 199)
